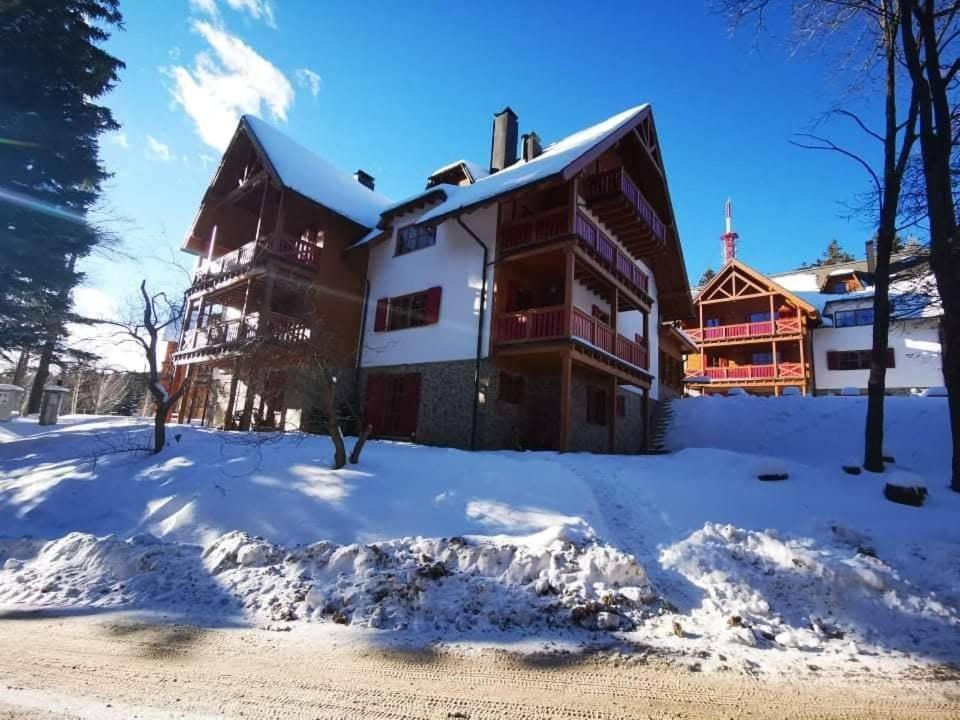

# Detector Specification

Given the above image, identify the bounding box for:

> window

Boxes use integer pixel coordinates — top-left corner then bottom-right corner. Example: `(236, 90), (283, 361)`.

(705, 318), (720, 327)
(827, 349), (895, 371)
(747, 312), (772, 323)
(616, 395), (626, 417)
(374, 287), (442, 332)
(498, 372), (525, 404)
(833, 308), (874, 327)
(751, 351), (782, 365)
(396, 224), (436, 255)
(829, 282), (848, 294)
(591, 304), (610, 326)
(586, 386), (607, 425)
(299, 227), (324, 250)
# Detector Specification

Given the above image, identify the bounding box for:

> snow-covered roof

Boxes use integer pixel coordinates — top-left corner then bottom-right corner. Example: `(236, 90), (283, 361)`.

(373, 104), (650, 233)
(773, 271), (822, 293)
(427, 159), (490, 184)
(242, 115), (391, 229)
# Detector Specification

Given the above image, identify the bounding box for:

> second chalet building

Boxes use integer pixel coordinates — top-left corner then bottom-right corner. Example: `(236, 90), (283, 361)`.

(173, 104), (693, 453)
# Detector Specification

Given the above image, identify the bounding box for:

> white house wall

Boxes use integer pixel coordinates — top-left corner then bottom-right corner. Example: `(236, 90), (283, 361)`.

(362, 204), (497, 367)
(812, 317), (943, 391)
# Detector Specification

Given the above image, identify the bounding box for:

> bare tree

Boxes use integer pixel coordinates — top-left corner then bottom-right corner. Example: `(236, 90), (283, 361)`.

(99, 280), (189, 453)
(223, 277), (364, 469)
(899, 0), (960, 490)
(719, 0), (920, 472)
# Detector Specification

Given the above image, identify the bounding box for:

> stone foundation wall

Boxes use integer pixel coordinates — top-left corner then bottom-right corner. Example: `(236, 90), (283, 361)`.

(615, 389), (647, 454)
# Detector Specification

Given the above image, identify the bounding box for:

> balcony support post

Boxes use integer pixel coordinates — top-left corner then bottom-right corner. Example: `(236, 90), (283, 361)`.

(224, 358), (241, 430)
(239, 277), (252, 339)
(177, 365), (193, 424)
(559, 350), (572, 452)
(608, 376), (617, 453)
(261, 273), (276, 339)
(564, 249), (575, 337)
(698, 302), (705, 372)
(769, 293), (776, 334)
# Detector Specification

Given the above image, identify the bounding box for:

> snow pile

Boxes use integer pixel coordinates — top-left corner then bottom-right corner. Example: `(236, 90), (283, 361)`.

(0, 525), (654, 634)
(660, 522), (959, 658)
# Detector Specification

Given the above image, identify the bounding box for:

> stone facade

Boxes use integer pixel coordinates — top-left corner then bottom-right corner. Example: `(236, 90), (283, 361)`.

(354, 359), (648, 454)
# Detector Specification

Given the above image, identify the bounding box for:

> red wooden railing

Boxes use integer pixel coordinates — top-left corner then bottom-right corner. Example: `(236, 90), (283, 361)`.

(687, 317), (803, 343)
(684, 362), (804, 381)
(497, 208), (651, 300)
(499, 207), (570, 253)
(493, 305), (566, 343)
(575, 212), (650, 296)
(581, 167), (666, 246)
(493, 306), (649, 371)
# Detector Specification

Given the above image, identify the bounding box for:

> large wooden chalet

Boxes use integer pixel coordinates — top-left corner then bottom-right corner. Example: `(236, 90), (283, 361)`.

(684, 259), (819, 395)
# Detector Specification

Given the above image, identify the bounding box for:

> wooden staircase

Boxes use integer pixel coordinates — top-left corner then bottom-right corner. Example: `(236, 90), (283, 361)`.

(644, 399), (674, 455)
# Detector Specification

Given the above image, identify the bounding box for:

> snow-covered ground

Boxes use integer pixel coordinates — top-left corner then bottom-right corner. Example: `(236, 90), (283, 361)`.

(0, 397), (957, 680)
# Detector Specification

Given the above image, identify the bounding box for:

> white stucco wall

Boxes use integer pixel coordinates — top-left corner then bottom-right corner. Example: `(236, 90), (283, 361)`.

(362, 204), (497, 367)
(812, 317), (943, 391)
(362, 198), (663, 399)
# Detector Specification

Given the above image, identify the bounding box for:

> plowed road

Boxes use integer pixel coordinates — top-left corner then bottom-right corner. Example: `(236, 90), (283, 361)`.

(0, 613), (956, 719)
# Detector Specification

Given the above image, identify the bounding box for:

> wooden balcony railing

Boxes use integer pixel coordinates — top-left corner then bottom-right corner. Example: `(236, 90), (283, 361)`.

(193, 234), (323, 286)
(575, 212), (651, 296)
(687, 317), (803, 343)
(581, 167), (666, 246)
(499, 207), (570, 253)
(177, 311), (311, 355)
(684, 362), (804, 382)
(493, 305), (649, 371)
(497, 208), (651, 302)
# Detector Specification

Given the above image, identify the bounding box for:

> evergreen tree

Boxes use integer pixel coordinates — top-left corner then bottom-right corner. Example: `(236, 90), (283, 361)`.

(813, 239), (856, 266)
(0, 0), (124, 410)
(697, 267), (717, 286)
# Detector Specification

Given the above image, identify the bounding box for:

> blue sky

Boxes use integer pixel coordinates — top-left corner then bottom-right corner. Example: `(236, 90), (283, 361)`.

(84, 0), (888, 328)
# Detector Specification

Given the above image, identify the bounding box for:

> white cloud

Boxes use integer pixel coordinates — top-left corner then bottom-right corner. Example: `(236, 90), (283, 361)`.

(296, 68), (321, 98)
(168, 20), (294, 151)
(225, 0), (276, 27)
(188, 0), (218, 16)
(108, 132), (129, 149)
(190, 0), (277, 28)
(146, 135), (173, 161)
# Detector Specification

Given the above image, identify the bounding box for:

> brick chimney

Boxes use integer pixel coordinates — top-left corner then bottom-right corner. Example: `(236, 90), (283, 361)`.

(865, 239), (876, 273)
(490, 107), (518, 173)
(522, 132), (542, 161)
(354, 169), (375, 190)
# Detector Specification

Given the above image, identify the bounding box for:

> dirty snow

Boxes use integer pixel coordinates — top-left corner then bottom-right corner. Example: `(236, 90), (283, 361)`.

(1, 396), (958, 679)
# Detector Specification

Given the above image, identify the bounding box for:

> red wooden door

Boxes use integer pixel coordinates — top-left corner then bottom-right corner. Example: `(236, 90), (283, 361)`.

(367, 373), (421, 439)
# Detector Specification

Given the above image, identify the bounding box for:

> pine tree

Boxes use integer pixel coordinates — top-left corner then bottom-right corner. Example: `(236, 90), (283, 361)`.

(0, 0), (125, 410)
(814, 239), (856, 266)
(698, 267), (717, 286)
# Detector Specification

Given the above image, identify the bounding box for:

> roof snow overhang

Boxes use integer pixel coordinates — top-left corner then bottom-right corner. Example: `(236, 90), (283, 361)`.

(696, 258), (820, 317)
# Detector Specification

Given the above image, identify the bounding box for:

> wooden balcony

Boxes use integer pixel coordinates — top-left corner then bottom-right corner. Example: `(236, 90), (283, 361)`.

(581, 167), (667, 254)
(173, 311), (311, 363)
(687, 317), (801, 344)
(684, 362), (804, 383)
(493, 305), (650, 376)
(498, 209), (652, 306)
(190, 234), (323, 292)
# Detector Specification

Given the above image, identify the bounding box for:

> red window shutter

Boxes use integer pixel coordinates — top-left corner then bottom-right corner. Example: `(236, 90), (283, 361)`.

(424, 286), (442, 325)
(886, 348), (895, 368)
(373, 298), (389, 331)
(398, 373), (421, 437)
(364, 375), (386, 435)
(827, 351), (838, 370)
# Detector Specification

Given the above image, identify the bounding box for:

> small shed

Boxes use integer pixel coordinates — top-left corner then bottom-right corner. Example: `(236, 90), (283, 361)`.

(0, 384), (24, 421)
